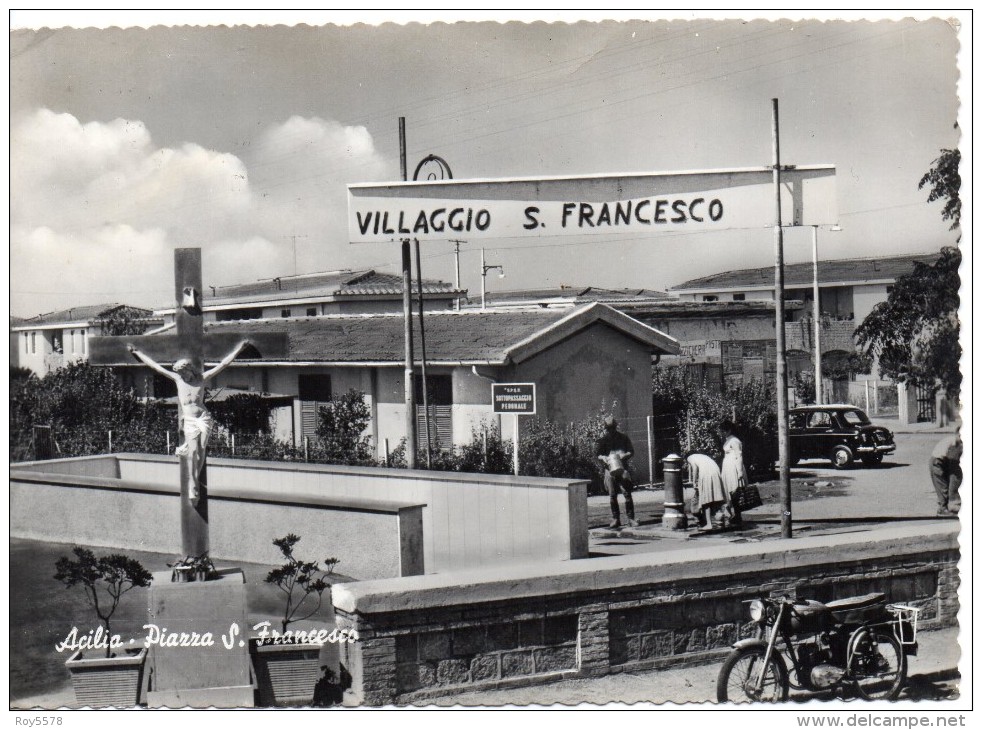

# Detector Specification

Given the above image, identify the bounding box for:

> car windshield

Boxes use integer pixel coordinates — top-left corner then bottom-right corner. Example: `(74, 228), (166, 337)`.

(841, 409), (871, 426)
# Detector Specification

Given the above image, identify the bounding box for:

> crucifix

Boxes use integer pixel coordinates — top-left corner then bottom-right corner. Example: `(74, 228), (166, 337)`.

(90, 248), (287, 557)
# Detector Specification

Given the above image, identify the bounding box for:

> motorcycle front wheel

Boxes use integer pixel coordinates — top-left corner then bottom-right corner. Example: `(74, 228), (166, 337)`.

(848, 628), (907, 700)
(716, 647), (789, 703)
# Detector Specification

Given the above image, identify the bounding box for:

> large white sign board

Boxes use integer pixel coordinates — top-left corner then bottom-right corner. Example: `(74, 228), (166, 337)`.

(348, 165), (836, 243)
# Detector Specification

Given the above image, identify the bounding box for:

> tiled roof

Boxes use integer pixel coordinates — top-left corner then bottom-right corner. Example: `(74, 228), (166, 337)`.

(670, 252), (944, 291)
(615, 300), (801, 318)
(204, 269), (460, 307)
(196, 304), (677, 364)
(14, 304), (156, 328)
(472, 286), (672, 307)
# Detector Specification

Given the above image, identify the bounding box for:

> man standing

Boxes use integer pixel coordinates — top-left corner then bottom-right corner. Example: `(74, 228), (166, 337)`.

(930, 432), (962, 516)
(597, 416), (637, 528)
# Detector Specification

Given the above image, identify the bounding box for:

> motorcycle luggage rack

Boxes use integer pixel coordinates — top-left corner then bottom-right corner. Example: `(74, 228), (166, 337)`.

(886, 603), (921, 646)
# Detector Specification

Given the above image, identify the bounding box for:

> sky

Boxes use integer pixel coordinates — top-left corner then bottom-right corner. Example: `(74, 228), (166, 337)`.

(8, 11), (966, 317)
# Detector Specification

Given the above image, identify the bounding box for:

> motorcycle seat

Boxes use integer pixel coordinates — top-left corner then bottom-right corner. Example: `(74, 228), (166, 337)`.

(824, 593), (886, 614)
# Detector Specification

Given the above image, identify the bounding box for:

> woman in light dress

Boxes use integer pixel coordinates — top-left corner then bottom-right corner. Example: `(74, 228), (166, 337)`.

(719, 420), (747, 526)
(685, 452), (728, 530)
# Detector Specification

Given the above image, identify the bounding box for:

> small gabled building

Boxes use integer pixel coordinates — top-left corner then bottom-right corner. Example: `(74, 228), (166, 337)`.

(11, 304), (161, 377)
(155, 269), (466, 324)
(123, 303), (678, 476)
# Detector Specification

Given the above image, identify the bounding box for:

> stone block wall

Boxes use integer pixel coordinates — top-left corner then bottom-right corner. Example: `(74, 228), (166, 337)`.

(333, 523), (960, 705)
(393, 614), (579, 694)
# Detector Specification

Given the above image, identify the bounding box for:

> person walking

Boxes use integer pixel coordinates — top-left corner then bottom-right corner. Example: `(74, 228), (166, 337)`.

(719, 420), (747, 527)
(596, 416), (637, 528)
(685, 452), (729, 530)
(930, 433), (962, 516)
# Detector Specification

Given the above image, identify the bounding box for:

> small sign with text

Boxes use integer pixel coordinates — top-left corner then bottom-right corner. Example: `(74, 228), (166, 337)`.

(492, 383), (536, 415)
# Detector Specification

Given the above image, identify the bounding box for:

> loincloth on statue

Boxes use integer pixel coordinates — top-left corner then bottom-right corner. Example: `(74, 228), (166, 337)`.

(175, 411), (214, 457)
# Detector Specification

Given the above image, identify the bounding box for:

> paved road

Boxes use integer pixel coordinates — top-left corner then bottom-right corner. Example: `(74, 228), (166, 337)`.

(588, 430), (953, 530)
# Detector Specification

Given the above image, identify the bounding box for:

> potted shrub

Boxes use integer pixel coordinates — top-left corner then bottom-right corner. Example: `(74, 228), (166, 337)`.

(251, 534), (339, 707)
(167, 553), (217, 583)
(54, 548), (153, 708)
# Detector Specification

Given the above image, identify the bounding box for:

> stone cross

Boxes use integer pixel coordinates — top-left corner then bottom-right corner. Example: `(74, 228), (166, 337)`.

(90, 248), (287, 557)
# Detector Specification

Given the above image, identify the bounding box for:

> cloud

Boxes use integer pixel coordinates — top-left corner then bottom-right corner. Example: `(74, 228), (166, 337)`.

(248, 115), (393, 247)
(10, 109), (396, 315)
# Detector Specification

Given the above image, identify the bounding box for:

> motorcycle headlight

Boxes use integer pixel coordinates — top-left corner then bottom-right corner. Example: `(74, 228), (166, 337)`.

(749, 599), (765, 622)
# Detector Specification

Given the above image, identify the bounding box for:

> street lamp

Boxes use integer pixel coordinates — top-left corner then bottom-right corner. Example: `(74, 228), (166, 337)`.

(811, 224), (842, 404)
(480, 247), (505, 310)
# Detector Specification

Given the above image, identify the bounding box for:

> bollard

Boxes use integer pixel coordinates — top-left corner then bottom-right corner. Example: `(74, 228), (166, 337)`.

(661, 453), (687, 530)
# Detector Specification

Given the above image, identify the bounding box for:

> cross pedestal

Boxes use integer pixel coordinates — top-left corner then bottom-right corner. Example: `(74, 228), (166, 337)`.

(145, 568), (253, 707)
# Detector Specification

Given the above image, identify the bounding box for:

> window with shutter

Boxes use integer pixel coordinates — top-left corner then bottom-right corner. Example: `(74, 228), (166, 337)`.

(417, 405), (453, 450)
(414, 374), (453, 450)
(298, 374), (333, 439)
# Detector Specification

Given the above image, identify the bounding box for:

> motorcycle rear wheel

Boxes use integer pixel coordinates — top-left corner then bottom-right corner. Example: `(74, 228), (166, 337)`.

(848, 628), (907, 700)
(716, 647), (789, 703)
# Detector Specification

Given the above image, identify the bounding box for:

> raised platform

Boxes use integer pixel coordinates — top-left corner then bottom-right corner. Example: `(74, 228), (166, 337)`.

(146, 568), (253, 708)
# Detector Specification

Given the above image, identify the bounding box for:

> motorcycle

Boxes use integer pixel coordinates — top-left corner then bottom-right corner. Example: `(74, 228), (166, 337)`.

(716, 592), (920, 703)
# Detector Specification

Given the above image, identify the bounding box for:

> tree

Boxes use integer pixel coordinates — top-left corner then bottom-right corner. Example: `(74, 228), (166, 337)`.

(9, 361), (172, 459)
(210, 392), (273, 434)
(264, 534), (339, 634)
(855, 247), (961, 397)
(919, 148), (960, 232)
(95, 306), (155, 336)
(315, 389), (375, 465)
(54, 548), (153, 658)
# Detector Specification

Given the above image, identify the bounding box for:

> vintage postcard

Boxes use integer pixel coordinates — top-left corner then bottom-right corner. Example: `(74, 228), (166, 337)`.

(8, 10), (970, 722)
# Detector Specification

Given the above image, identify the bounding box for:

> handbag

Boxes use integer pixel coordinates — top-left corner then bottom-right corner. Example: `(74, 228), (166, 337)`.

(731, 484), (763, 511)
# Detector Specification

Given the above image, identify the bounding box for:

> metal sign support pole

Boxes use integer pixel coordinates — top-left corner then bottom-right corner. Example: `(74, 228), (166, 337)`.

(772, 98), (792, 539)
(513, 414), (520, 476)
(812, 225), (823, 405)
(415, 237), (432, 467)
(399, 117), (417, 468)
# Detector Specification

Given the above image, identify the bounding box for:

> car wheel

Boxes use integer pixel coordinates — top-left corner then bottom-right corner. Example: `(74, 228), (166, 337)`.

(861, 454), (883, 467)
(831, 446), (853, 469)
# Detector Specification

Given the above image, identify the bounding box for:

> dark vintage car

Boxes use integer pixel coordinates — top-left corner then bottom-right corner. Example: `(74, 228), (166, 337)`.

(789, 405), (896, 469)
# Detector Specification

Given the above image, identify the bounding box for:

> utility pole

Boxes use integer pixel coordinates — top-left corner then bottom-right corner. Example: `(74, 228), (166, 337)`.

(415, 237), (432, 467)
(480, 248), (504, 310)
(449, 239), (465, 310)
(399, 117), (417, 468)
(772, 99), (792, 539)
(285, 234), (308, 282)
(812, 225), (822, 405)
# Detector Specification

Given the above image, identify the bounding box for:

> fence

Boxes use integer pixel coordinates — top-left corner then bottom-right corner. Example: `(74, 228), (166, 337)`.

(16, 409), (756, 490)
(846, 380), (899, 417)
(14, 421), (672, 493)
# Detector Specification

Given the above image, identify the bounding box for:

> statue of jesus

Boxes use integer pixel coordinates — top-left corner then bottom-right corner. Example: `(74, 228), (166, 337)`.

(128, 340), (251, 505)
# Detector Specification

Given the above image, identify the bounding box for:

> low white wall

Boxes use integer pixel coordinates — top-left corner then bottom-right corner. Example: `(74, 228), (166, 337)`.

(112, 454), (588, 574)
(13, 453), (588, 576)
(10, 466), (424, 581)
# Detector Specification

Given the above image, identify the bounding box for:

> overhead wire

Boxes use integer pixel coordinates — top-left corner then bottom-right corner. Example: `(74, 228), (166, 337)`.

(13, 22), (942, 302)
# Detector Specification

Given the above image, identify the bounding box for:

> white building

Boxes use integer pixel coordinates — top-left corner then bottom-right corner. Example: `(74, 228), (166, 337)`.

(155, 269), (465, 324)
(11, 304), (160, 378)
(669, 251), (943, 326)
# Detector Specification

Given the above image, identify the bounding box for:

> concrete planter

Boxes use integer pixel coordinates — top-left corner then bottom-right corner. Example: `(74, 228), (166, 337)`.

(65, 647), (147, 708)
(251, 640), (321, 707)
